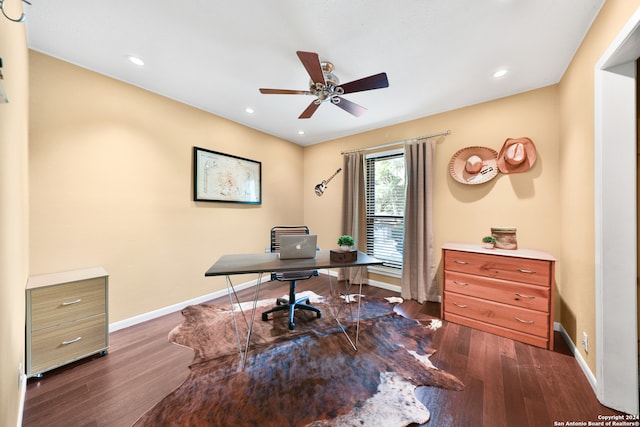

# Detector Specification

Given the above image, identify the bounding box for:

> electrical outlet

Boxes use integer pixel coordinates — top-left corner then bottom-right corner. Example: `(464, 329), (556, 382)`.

(582, 331), (589, 353)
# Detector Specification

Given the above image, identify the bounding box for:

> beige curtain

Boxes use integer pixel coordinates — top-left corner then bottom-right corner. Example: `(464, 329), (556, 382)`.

(340, 152), (367, 283)
(401, 139), (437, 303)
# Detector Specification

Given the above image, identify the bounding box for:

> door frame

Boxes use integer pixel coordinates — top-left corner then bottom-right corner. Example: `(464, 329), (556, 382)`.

(594, 7), (640, 416)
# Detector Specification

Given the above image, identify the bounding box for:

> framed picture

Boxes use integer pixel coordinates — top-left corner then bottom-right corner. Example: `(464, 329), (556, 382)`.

(193, 147), (262, 204)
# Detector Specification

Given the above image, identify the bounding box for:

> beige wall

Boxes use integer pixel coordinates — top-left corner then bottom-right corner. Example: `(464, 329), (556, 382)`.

(304, 85), (562, 299)
(558, 0), (640, 373)
(24, 1), (640, 403)
(29, 52), (305, 322)
(0, 10), (29, 427)
(305, 0), (640, 377)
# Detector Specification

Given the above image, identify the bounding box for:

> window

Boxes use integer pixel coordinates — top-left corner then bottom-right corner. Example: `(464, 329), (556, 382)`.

(365, 149), (405, 270)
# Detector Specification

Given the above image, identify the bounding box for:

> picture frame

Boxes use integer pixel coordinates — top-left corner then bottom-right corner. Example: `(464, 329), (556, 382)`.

(193, 147), (262, 204)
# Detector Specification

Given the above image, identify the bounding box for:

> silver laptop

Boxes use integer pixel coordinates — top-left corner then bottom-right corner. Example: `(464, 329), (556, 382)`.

(279, 234), (317, 259)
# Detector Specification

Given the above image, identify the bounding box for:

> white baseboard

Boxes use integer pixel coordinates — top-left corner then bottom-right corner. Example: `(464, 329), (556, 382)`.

(367, 277), (401, 293)
(52, 279), (603, 424)
(555, 321), (597, 393)
(108, 276), (269, 332)
(17, 372), (26, 427)
(108, 272), (402, 333)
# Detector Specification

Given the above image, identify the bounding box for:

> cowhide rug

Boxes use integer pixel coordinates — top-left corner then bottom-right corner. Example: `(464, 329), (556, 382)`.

(134, 292), (464, 427)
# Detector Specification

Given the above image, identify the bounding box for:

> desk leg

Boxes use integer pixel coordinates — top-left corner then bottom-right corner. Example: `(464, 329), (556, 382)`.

(226, 273), (263, 370)
(327, 266), (364, 351)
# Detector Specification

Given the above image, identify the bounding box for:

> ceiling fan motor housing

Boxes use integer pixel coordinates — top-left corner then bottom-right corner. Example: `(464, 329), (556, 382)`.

(310, 61), (341, 101)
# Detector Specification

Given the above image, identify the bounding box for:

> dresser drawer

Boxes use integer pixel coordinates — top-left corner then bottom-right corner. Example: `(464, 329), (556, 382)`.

(445, 312), (549, 349)
(444, 271), (549, 312)
(29, 314), (107, 375)
(444, 250), (550, 286)
(444, 292), (549, 338)
(29, 277), (106, 331)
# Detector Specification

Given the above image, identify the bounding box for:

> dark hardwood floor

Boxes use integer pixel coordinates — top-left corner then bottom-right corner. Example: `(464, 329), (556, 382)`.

(23, 274), (624, 427)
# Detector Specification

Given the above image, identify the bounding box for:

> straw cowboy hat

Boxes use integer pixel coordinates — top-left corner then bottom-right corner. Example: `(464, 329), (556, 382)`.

(449, 146), (498, 185)
(497, 137), (537, 174)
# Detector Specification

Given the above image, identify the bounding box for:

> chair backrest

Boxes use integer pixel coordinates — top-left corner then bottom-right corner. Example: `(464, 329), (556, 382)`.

(270, 225), (315, 281)
(270, 225), (310, 253)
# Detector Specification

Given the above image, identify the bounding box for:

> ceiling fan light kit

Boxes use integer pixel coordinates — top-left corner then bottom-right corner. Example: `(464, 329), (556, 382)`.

(259, 51), (389, 119)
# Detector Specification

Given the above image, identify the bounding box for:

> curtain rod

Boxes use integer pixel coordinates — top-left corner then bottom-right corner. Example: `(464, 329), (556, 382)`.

(340, 130), (451, 155)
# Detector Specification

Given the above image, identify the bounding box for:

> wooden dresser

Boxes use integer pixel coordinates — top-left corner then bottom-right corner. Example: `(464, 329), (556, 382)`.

(26, 267), (109, 377)
(442, 243), (556, 350)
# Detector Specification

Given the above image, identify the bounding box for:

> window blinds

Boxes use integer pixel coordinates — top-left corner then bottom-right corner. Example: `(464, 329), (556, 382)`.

(365, 151), (405, 269)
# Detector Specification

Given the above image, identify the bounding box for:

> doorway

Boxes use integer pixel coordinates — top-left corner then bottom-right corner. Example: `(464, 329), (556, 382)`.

(594, 8), (640, 415)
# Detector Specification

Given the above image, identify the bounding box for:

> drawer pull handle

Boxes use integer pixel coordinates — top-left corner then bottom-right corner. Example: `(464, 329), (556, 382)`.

(515, 317), (535, 325)
(515, 293), (535, 299)
(62, 337), (82, 345)
(453, 281), (469, 287)
(62, 299), (82, 306)
(454, 260), (469, 265)
(452, 302), (468, 308)
(517, 268), (536, 274)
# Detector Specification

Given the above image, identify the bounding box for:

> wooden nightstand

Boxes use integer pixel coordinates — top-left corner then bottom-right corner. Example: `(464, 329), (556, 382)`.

(26, 267), (109, 377)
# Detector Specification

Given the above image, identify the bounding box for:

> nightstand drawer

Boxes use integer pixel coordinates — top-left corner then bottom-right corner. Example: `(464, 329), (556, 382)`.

(444, 292), (549, 338)
(29, 277), (106, 331)
(444, 271), (549, 312)
(444, 250), (550, 286)
(29, 314), (107, 375)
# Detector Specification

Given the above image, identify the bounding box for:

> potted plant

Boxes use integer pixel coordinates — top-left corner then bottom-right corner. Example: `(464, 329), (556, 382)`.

(337, 235), (355, 251)
(482, 235), (496, 249)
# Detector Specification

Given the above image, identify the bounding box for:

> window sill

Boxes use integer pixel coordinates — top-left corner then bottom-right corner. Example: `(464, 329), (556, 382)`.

(368, 265), (402, 279)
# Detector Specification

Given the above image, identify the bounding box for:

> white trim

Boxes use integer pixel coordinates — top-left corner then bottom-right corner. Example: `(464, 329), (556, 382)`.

(367, 277), (401, 293)
(364, 147), (404, 159)
(368, 265), (402, 279)
(556, 322), (597, 393)
(593, 6), (640, 415)
(108, 276), (268, 332)
(108, 271), (405, 333)
(103, 274), (605, 413)
(319, 268), (403, 293)
(17, 372), (26, 427)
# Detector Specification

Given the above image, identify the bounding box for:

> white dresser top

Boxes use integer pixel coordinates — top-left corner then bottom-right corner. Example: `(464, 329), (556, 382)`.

(26, 266), (108, 290)
(442, 242), (556, 262)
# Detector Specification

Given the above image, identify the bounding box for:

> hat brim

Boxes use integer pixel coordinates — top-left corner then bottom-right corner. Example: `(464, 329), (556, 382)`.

(449, 146), (499, 185)
(497, 137), (537, 174)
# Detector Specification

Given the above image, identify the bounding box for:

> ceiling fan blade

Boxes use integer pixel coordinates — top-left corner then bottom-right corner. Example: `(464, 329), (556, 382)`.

(296, 51), (325, 85)
(259, 88), (309, 95)
(333, 97), (367, 117)
(299, 101), (321, 119)
(339, 72), (389, 94)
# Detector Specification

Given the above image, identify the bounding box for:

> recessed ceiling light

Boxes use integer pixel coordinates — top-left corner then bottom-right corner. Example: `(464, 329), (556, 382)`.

(127, 55), (144, 66)
(493, 69), (508, 78)
(297, 130), (305, 135)
(245, 107), (254, 114)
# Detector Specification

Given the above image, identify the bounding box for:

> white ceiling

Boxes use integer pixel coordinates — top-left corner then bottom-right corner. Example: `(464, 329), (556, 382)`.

(23, 0), (604, 146)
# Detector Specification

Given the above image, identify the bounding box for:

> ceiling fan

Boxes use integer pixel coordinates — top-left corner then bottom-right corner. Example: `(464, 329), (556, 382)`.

(259, 51), (389, 119)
